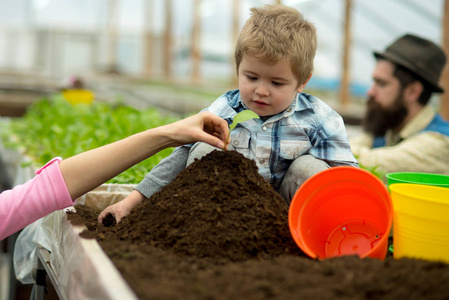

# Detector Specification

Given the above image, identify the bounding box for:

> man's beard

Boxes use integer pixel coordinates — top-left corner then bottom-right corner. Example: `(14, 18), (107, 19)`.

(361, 94), (408, 137)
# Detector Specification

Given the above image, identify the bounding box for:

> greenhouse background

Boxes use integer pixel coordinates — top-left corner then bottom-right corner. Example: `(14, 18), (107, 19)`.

(0, 0), (447, 100)
(0, 1), (449, 299)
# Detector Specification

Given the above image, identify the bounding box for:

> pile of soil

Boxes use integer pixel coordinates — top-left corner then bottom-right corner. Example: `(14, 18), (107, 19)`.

(68, 150), (449, 300)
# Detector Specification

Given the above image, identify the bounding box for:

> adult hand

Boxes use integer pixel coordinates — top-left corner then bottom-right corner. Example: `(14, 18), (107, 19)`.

(165, 111), (230, 150)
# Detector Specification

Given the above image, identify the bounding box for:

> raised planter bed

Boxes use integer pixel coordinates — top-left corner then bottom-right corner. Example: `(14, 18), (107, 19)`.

(66, 150), (449, 300)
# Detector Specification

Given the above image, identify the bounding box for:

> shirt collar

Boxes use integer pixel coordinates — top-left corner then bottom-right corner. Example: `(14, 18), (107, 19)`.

(295, 92), (315, 112)
(228, 91), (245, 111)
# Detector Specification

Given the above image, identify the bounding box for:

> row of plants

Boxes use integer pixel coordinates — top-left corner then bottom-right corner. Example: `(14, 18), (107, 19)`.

(0, 94), (179, 184)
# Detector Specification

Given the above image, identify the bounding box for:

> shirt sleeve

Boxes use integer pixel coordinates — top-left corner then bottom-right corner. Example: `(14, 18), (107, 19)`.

(134, 146), (190, 198)
(0, 158), (73, 240)
(351, 132), (449, 179)
(308, 110), (359, 167)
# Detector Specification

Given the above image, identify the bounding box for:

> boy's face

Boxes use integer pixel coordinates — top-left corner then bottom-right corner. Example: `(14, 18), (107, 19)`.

(238, 55), (308, 117)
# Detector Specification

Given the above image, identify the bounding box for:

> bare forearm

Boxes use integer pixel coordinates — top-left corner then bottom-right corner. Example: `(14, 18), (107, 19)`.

(59, 126), (173, 199)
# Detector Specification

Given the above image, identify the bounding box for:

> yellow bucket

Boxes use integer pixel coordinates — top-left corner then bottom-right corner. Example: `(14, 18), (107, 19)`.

(390, 183), (449, 263)
(62, 89), (95, 105)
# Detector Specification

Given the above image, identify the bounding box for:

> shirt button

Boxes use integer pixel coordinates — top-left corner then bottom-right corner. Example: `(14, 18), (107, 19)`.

(259, 159), (265, 164)
(287, 107), (293, 112)
(262, 126), (268, 131)
(233, 140), (239, 146)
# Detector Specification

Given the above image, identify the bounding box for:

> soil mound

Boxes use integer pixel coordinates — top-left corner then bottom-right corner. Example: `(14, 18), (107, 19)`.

(75, 150), (302, 262)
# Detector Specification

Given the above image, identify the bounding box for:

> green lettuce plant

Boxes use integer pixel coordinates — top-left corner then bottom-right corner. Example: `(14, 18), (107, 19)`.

(0, 94), (178, 184)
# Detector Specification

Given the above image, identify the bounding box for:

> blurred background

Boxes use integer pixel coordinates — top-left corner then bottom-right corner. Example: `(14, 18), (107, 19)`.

(0, 1), (448, 299)
(0, 0), (448, 120)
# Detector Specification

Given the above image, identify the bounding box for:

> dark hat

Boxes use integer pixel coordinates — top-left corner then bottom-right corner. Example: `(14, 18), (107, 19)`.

(373, 34), (447, 93)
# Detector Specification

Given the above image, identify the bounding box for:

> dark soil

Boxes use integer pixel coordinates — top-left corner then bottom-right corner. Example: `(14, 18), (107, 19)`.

(102, 213), (116, 227)
(67, 150), (449, 300)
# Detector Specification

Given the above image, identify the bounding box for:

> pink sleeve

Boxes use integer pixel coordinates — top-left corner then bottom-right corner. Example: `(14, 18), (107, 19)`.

(0, 158), (73, 240)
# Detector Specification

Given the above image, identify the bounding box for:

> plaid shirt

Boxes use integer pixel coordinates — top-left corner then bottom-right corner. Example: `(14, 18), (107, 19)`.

(135, 90), (358, 198)
(205, 90), (358, 189)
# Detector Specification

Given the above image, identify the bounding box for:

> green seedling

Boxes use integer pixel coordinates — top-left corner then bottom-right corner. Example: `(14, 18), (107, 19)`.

(354, 156), (385, 179)
(225, 110), (260, 147)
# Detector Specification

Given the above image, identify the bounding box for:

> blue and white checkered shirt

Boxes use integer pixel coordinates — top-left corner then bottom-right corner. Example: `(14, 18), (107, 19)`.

(135, 89), (358, 198)
(206, 90), (358, 188)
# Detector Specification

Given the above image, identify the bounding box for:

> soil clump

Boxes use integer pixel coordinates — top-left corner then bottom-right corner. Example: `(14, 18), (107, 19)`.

(68, 150), (449, 300)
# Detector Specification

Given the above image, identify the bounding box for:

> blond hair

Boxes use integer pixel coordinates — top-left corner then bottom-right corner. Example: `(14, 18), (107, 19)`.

(235, 5), (317, 84)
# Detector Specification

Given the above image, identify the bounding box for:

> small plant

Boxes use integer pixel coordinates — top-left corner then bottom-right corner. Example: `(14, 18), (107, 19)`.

(226, 110), (260, 146)
(355, 157), (385, 180)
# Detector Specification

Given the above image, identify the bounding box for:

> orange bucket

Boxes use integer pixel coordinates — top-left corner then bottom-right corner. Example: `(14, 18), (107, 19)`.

(288, 167), (392, 260)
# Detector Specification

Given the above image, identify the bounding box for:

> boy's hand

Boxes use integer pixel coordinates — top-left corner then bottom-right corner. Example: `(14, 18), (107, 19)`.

(98, 190), (144, 224)
(98, 201), (131, 224)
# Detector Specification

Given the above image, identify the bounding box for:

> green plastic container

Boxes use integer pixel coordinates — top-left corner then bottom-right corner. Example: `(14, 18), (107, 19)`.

(386, 172), (449, 189)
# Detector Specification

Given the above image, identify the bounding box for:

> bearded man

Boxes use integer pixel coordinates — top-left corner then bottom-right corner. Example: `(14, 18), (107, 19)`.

(350, 34), (449, 177)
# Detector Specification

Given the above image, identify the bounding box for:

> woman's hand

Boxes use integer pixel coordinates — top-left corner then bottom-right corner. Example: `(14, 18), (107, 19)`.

(164, 111), (230, 150)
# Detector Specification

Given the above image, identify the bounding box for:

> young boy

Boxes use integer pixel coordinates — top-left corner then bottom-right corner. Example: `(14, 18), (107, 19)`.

(98, 4), (358, 224)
